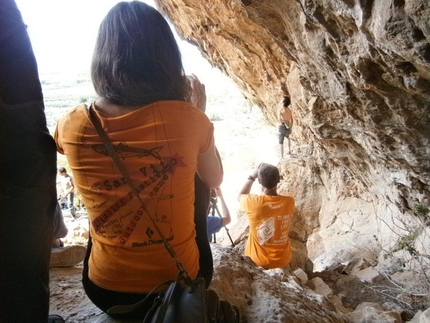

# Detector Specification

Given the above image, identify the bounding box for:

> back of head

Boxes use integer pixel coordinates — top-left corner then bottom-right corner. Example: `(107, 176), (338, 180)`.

(257, 164), (280, 189)
(282, 96), (291, 108)
(58, 167), (67, 174)
(91, 1), (190, 106)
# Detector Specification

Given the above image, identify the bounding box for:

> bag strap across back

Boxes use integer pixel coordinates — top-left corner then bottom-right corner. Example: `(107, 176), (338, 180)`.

(87, 104), (192, 284)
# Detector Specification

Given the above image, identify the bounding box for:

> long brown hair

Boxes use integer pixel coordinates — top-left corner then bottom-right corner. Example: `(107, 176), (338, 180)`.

(91, 1), (190, 106)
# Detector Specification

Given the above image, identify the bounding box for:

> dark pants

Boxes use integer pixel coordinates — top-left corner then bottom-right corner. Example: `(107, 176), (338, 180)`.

(193, 174), (213, 286)
(66, 192), (76, 217)
(82, 237), (159, 320)
(0, 1), (57, 322)
(82, 174), (212, 319)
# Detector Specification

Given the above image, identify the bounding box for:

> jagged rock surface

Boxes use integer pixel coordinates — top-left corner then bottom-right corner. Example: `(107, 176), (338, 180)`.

(155, 0), (430, 270)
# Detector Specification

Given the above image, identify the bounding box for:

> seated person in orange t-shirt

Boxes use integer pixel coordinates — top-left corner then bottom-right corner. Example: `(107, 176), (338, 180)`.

(54, 2), (223, 320)
(238, 163), (294, 269)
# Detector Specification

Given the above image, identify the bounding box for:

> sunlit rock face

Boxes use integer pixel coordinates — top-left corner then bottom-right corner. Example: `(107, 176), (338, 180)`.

(156, 0), (430, 270)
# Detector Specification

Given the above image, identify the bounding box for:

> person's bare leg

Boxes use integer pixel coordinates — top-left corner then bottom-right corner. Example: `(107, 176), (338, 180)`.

(279, 143), (284, 159)
(287, 137), (291, 155)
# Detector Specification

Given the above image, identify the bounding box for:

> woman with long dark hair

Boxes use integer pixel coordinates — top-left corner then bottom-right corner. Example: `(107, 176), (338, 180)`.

(55, 1), (223, 318)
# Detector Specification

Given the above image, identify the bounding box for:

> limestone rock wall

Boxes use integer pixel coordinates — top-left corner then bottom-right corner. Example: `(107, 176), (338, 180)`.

(155, 0), (430, 270)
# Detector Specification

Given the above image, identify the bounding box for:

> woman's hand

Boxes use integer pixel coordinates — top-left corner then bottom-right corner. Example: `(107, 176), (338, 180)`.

(188, 74), (206, 113)
(214, 186), (222, 197)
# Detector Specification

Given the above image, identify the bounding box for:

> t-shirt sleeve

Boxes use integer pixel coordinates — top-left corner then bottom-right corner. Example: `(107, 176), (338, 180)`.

(239, 194), (248, 211)
(240, 194), (258, 211)
(54, 122), (64, 154)
(53, 105), (83, 155)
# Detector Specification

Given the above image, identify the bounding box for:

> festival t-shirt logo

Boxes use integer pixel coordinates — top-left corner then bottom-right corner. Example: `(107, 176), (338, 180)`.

(257, 217), (275, 245)
(89, 142), (186, 246)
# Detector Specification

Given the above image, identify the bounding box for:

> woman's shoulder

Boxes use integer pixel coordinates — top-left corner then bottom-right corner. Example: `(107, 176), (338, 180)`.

(63, 104), (88, 117)
(157, 100), (206, 114)
(58, 104), (89, 129)
(154, 100), (211, 124)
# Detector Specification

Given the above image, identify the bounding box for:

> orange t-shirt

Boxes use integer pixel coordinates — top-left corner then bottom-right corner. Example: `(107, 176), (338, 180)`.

(240, 194), (295, 269)
(55, 101), (214, 292)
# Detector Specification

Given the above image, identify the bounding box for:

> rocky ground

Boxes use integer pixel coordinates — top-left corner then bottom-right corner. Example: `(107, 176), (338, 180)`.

(50, 199), (429, 323)
(46, 78), (429, 322)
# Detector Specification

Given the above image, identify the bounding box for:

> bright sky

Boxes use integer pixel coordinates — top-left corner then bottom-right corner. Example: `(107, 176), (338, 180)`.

(14, 0), (216, 81)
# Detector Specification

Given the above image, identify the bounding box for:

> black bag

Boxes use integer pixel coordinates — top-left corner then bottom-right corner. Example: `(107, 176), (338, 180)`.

(207, 290), (240, 323)
(143, 276), (239, 323)
(144, 277), (208, 323)
(88, 105), (240, 323)
(108, 275), (239, 323)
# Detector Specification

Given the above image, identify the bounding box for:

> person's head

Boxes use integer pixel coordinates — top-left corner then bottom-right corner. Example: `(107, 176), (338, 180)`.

(91, 1), (190, 106)
(257, 163), (280, 189)
(58, 167), (67, 176)
(282, 96), (291, 108)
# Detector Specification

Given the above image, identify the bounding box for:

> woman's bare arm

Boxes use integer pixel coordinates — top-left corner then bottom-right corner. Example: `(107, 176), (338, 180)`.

(197, 144), (223, 189)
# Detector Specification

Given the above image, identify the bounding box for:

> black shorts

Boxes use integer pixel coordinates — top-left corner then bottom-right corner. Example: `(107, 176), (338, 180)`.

(278, 124), (291, 144)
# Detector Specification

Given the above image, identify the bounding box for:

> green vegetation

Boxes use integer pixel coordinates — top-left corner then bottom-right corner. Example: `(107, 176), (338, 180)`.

(392, 232), (418, 257)
(414, 204), (430, 224)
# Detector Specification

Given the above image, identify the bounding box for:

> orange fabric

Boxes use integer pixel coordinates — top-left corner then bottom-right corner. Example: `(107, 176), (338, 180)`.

(240, 194), (295, 269)
(55, 101), (213, 292)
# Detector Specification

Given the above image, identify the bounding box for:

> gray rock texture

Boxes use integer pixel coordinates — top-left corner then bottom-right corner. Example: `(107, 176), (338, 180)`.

(155, 0), (430, 270)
